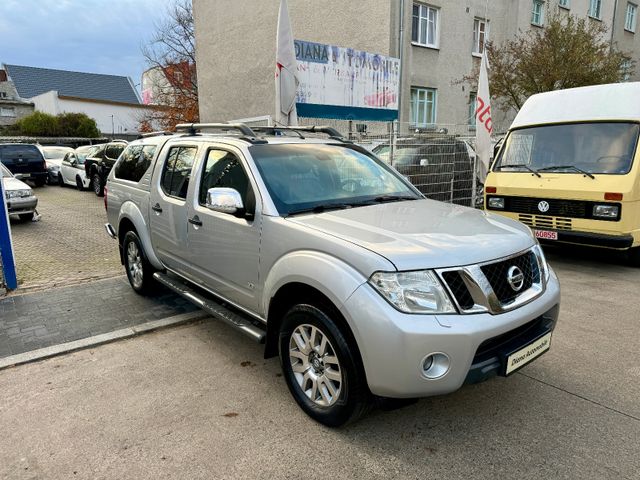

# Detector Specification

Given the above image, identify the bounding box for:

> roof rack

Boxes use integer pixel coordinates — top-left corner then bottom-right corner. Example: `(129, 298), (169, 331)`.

(174, 123), (267, 144)
(252, 125), (350, 143)
(137, 131), (175, 139)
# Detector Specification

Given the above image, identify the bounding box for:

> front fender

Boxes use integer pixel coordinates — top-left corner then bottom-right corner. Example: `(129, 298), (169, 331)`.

(262, 250), (371, 317)
(118, 201), (163, 270)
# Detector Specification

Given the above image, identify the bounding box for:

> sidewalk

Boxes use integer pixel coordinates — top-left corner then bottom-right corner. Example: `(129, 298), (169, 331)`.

(0, 276), (196, 358)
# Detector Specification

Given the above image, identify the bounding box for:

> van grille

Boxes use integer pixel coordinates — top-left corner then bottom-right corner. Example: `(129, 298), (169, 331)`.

(504, 196), (588, 218)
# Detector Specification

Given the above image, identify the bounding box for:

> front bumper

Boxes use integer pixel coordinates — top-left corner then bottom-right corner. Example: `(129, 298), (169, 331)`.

(342, 268), (561, 398)
(7, 196), (38, 215)
(539, 229), (634, 249)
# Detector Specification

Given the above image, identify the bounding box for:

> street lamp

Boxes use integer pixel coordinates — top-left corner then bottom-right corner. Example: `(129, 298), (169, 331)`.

(111, 114), (114, 138)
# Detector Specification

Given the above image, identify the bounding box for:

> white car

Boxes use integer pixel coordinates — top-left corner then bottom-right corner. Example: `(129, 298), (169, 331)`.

(58, 145), (99, 190)
(41, 146), (75, 184)
(1, 162), (38, 221)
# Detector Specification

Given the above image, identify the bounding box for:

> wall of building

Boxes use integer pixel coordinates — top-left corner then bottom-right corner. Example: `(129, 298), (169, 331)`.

(0, 78), (34, 126)
(30, 91), (148, 135)
(193, 0), (393, 122)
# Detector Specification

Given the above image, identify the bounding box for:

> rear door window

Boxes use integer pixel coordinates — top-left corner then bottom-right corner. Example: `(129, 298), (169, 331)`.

(160, 146), (197, 199)
(105, 144), (126, 161)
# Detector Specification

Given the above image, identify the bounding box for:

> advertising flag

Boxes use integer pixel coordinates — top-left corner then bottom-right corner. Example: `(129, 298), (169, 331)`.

(475, 52), (493, 182)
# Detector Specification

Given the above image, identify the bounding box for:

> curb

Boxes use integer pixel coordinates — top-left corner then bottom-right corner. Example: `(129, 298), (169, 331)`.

(0, 310), (209, 371)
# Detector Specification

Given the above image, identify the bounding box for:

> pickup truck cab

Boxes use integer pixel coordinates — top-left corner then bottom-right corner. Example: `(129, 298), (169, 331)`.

(105, 123), (560, 426)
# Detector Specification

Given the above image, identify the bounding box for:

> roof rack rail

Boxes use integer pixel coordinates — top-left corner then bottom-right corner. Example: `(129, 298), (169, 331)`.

(137, 131), (175, 139)
(252, 125), (350, 143)
(174, 122), (267, 144)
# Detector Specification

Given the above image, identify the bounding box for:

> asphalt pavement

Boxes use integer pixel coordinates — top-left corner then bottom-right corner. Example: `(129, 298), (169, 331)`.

(0, 246), (638, 479)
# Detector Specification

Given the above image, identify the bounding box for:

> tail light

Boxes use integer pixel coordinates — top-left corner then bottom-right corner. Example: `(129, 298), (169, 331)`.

(104, 186), (108, 211)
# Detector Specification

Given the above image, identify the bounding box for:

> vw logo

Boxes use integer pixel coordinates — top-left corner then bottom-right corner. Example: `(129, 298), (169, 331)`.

(507, 266), (525, 292)
(537, 200), (550, 213)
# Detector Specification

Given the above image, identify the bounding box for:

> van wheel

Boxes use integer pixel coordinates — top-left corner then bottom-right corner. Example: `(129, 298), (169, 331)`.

(92, 174), (103, 196)
(629, 247), (640, 267)
(122, 231), (156, 295)
(279, 304), (370, 427)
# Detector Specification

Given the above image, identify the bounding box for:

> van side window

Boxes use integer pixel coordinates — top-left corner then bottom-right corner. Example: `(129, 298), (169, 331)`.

(161, 146), (197, 199)
(114, 145), (156, 182)
(199, 149), (252, 208)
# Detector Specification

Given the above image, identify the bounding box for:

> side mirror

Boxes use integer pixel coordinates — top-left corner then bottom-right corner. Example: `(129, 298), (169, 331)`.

(205, 187), (244, 215)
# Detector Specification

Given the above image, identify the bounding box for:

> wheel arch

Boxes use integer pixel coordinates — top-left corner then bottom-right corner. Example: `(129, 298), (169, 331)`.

(117, 202), (163, 270)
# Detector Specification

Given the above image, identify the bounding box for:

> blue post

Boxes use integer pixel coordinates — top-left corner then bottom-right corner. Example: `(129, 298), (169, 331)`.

(0, 168), (18, 290)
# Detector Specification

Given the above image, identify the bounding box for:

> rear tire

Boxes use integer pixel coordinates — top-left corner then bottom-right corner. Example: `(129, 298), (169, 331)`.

(19, 212), (34, 222)
(279, 303), (371, 427)
(629, 247), (640, 267)
(122, 230), (156, 295)
(92, 173), (104, 196)
(34, 178), (46, 188)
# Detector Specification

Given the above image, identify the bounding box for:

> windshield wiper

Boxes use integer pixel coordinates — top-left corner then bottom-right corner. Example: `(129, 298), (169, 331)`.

(537, 165), (595, 179)
(286, 203), (359, 216)
(371, 195), (419, 203)
(495, 164), (541, 178)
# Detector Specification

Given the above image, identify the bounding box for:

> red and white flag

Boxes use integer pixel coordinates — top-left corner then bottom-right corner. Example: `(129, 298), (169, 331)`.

(275, 0), (299, 126)
(475, 52), (492, 182)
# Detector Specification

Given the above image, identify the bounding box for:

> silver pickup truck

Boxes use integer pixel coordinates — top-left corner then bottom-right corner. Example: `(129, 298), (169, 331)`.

(105, 123), (560, 426)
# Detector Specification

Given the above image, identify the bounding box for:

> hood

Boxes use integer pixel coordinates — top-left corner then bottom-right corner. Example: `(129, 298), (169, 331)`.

(287, 199), (535, 270)
(46, 159), (63, 168)
(2, 176), (32, 192)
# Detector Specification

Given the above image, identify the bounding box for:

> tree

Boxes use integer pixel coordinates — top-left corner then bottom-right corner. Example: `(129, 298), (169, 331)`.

(140, 0), (199, 130)
(468, 11), (634, 111)
(10, 112), (100, 137)
(13, 112), (59, 136)
(57, 112), (100, 137)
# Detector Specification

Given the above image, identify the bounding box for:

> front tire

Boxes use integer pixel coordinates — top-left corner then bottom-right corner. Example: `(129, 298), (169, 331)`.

(76, 176), (85, 191)
(122, 230), (156, 295)
(58, 173), (65, 187)
(92, 173), (104, 196)
(279, 304), (370, 427)
(19, 212), (34, 222)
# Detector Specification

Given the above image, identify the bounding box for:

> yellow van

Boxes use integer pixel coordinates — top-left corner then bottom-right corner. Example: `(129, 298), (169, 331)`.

(485, 82), (640, 265)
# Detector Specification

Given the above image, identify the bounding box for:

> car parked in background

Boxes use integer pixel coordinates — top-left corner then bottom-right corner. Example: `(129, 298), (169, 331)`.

(0, 143), (48, 187)
(84, 140), (127, 196)
(58, 145), (99, 190)
(1, 162), (38, 221)
(41, 146), (75, 184)
(372, 135), (475, 205)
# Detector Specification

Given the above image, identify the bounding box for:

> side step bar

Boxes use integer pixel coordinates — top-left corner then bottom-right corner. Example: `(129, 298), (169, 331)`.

(153, 272), (266, 343)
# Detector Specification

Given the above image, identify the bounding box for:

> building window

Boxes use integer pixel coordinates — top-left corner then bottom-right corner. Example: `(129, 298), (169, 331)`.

(468, 92), (477, 128)
(558, 0), (570, 8)
(412, 3), (439, 48)
(473, 19), (489, 55)
(589, 0), (602, 19)
(531, 1), (545, 26)
(625, 3), (637, 32)
(0, 107), (16, 117)
(410, 87), (437, 127)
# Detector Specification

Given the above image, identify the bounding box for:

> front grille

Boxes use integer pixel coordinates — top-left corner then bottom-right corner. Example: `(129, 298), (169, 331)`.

(519, 214), (573, 230)
(481, 251), (540, 305)
(441, 271), (474, 310)
(506, 196), (587, 218)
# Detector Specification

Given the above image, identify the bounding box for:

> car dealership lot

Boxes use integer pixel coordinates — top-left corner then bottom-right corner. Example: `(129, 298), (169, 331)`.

(0, 250), (638, 479)
(8, 184), (121, 290)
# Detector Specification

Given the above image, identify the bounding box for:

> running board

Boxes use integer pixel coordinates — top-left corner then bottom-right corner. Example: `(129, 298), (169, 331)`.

(153, 272), (266, 343)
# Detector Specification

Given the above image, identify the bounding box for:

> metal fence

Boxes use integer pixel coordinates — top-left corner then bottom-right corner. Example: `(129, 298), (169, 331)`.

(234, 116), (481, 206)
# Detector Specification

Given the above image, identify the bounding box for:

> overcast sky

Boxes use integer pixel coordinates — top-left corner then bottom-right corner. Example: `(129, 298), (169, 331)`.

(1, 0), (172, 92)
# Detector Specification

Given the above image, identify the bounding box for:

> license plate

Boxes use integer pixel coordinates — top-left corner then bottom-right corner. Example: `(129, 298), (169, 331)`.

(534, 229), (558, 241)
(505, 332), (552, 375)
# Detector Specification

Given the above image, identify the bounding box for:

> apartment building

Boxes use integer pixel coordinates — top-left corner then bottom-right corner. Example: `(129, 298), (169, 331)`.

(194, 0), (639, 134)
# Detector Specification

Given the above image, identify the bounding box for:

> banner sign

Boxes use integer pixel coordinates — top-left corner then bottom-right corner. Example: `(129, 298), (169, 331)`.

(294, 40), (400, 121)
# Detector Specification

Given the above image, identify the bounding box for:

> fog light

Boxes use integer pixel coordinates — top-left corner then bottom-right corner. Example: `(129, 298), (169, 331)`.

(421, 352), (450, 379)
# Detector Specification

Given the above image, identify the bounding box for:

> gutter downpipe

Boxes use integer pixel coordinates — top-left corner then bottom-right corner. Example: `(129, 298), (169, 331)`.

(611, 0), (618, 51)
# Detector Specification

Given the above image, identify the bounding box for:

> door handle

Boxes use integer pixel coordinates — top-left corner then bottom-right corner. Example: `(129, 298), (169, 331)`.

(151, 203), (163, 213)
(188, 216), (203, 227)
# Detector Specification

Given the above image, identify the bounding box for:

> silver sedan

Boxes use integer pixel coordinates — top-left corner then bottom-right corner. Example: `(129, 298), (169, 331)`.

(1, 162), (38, 221)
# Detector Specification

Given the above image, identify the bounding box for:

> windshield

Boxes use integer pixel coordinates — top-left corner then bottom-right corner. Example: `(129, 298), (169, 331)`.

(494, 122), (639, 175)
(249, 143), (421, 215)
(43, 147), (73, 159)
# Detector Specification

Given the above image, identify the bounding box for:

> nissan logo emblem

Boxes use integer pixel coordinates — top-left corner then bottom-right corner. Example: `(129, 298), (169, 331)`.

(538, 200), (550, 213)
(507, 266), (525, 292)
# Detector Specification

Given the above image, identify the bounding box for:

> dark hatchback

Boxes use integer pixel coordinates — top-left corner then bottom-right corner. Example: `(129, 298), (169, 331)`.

(0, 143), (48, 187)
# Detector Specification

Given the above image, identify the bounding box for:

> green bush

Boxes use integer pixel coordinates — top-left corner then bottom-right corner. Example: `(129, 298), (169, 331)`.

(12, 112), (100, 138)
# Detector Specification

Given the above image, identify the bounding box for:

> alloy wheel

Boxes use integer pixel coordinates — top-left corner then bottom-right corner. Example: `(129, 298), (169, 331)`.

(289, 324), (342, 407)
(126, 241), (144, 290)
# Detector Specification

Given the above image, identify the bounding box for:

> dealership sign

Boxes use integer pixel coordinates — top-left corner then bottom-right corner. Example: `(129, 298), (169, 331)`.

(294, 40), (400, 121)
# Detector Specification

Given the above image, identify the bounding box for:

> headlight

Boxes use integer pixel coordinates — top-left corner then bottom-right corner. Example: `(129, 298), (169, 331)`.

(369, 270), (455, 314)
(487, 197), (505, 209)
(5, 189), (33, 199)
(593, 204), (619, 219)
(532, 244), (550, 283)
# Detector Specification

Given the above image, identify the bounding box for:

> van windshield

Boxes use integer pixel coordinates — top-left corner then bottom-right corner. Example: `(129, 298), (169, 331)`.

(494, 122), (639, 175)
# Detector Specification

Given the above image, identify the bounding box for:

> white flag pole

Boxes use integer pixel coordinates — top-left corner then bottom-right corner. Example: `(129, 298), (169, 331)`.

(275, 0), (299, 126)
